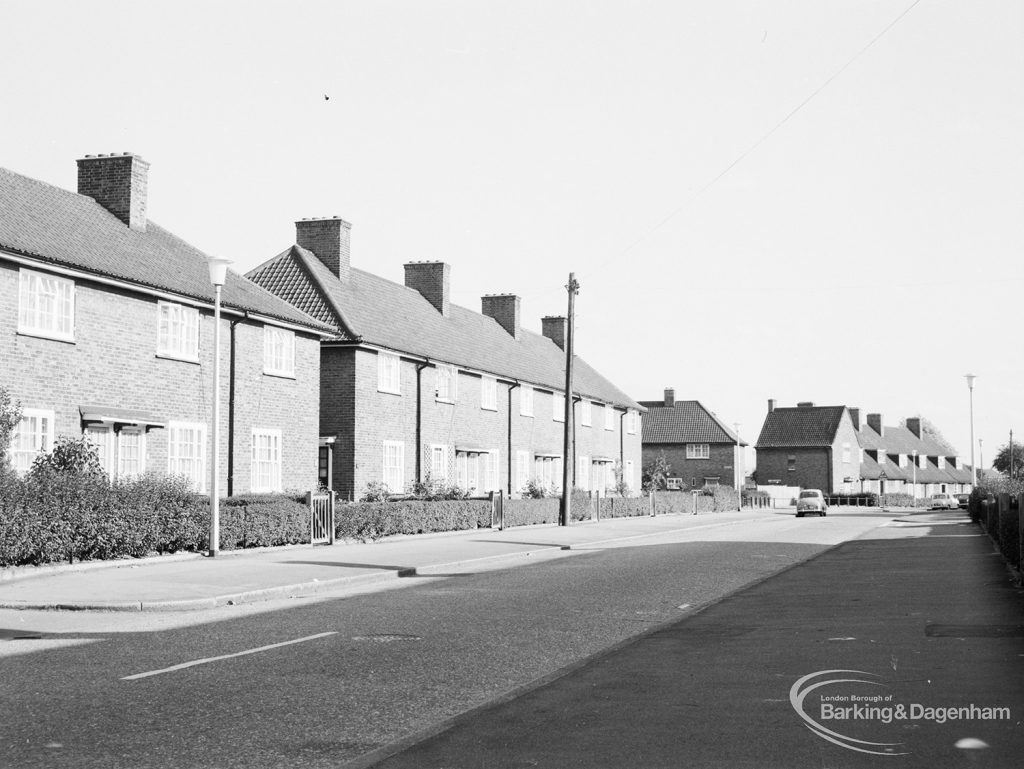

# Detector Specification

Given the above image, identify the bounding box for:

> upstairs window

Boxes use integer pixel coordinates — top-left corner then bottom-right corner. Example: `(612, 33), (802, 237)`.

(377, 351), (401, 394)
(580, 401), (592, 427)
(520, 385), (534, 417)
(18, 269), (74, 342)
(157, 302), (199, 361)
(435, 365), (457, 403)
(263, 326), (295, 377)
(686, 443), (710, 460)
(481, 376), (497, 411)
(552, 392), (565, 422)
(627, 410), (638, 435)
(604, 405), (615, 431)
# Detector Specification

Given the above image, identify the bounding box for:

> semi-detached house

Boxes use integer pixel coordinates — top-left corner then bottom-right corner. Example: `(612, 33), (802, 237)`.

(246, 217), (644, 500)
(0, 154), (333, 493)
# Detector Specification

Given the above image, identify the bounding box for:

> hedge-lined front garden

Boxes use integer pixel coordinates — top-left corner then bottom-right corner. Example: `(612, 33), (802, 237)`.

(0, 437), (311, 567)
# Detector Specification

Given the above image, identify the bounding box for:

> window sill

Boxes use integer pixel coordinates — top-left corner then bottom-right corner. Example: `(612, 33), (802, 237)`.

(264, 370), (297, 380)
(17, 328), (75, 344)
(435, 397), (456, 405)
(481, 405), (498, 412)
(377, 387), (402, 396)
(156, 352), (200, 364)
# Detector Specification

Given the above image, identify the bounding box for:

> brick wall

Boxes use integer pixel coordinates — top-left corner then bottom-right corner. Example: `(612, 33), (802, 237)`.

(755, 447), (832, 491)
(1, 260), (320, 493)
(642, 443), (739, 488)
(331, 348), (642, 499)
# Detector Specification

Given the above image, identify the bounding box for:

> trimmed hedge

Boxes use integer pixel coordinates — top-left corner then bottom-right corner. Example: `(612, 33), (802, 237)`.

(503, 497), (560, 527)
(335, 499), (492, 542)
(0, 463), (311, 567)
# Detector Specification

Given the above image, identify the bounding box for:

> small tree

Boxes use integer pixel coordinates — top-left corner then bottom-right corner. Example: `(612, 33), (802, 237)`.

(993, 441), (1024, 480)
(0, 387), (22, 467)
(642, 452), (672, 493)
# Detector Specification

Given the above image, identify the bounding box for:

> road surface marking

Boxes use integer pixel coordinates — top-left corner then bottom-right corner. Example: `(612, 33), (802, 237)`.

(121, 632), (337, 680)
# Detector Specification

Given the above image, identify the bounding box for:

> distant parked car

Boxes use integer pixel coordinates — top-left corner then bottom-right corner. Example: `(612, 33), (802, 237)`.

(930, 493), (959, 510)
(955, 493), (970, 509)
(796, 489), (828, 517)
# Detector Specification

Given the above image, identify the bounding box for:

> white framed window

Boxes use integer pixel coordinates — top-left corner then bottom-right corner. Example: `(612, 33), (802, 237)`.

(627, 410), (638, 435)
(263, 326), (295, 377)
(937, 456), (945, 469)
(604, 404), (615, 431)
(483, 450), (500, 492)
(520, 385), (534, 417)
(919, 454), (928, 469)
(18, 269), (74, 342)
(481, 376), (497, 411)
(429, 444), (449, 482)
(686, 443), (710, 460)
(580, 401), (592, 427)
(577, 455), (590, 490)
(552, 392), (565, 422)
(435, 364), (457, 403)
(168, 421), (207, 492)
(157, 302), (200, 361)
(456, 451), (484, 493)
(9, 408), (55, 475)
(516, 450), (531, 493)
(378, 351), (401, 394)
(624, 459), (635, 493)
(534, 455), (562, 492)
(382, 440), (405, 492)
(841, 442), (851, 464)
(251, 429), (283, 492)
(84, 425), (114, 478)
(117, 429), (146, 478)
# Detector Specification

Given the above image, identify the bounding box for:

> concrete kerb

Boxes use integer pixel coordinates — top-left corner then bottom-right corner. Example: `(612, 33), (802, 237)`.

(0, 513), (765, 612)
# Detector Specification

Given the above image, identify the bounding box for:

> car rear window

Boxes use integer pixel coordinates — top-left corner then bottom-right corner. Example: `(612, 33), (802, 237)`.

(799, 491), (820, 498)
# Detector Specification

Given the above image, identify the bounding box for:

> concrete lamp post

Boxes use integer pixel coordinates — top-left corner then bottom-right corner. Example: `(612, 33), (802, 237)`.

(911, 449), (918, 507)
(207, 256), (232, 557)
(965, 374), (977, 487)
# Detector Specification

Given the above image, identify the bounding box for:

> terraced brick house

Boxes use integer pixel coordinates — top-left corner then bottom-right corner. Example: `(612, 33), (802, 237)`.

(755, 401), (973, 497)
(246, 217), (644, 500)
(1, 154), (332, 493)
(639, 388), (746, 489)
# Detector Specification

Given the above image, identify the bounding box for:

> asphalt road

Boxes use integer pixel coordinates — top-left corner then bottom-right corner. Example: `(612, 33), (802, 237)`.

(1, 510), (898, 768)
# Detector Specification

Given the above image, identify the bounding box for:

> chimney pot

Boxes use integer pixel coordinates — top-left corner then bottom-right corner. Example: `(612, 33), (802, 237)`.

(296, 217), (352, 282)
(867, 413), (884, 437)
(482, 294), (521, 338)
(768, 398), (776, 413)
(664, 387), (675, 407)
(540, 315), (567, 348)
(76, 152), (150, 231)
(405, 261), (451, 316)
(797, 401), (815, 408)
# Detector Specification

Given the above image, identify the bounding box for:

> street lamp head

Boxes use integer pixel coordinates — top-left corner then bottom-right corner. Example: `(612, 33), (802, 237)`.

(206, 256), (233, 287)
(965, 373), (976, 390)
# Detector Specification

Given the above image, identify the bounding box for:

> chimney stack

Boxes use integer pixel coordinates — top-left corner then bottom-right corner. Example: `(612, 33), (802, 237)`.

(768, 398), (776, 413)
(297, 217), (352, 282)
(664, 388), (675, 407)
(481, 294), (521, 338)
(540, 315), (566, 348)
(797, 401), (815, 409)
(77, 153), (149, 231)
(867, 413), (883, 436)
(848, 407), (861, 431)
(404, 262), (451, 316)
(906, 417), (922, 438)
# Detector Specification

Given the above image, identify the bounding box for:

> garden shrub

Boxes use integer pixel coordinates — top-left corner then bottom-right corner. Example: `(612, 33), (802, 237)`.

(215, 493), (309, 549)
(997, 497), (1019, 568)
(503, 497), (560, 527)
(336, 499), (490, 542)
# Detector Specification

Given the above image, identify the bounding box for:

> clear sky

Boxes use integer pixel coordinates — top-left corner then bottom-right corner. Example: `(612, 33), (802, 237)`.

(2, 0), (1021, 471)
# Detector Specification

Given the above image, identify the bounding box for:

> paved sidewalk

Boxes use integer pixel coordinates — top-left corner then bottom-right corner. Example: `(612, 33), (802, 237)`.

(0, 511), (768, 611)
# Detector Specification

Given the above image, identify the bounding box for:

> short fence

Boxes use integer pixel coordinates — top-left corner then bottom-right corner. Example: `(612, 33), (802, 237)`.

(977, 494), (1021, 571)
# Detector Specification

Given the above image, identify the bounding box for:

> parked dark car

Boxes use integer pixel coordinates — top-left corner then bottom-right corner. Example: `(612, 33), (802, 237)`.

(955, 493), (970, 509)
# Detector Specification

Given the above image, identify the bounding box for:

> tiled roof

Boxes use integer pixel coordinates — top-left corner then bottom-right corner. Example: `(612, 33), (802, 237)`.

(638, 400), (745, 445)
(857, 424), (952, 457)
(247, 246), (643, 410)
(755, 406), (847, 448)
(0, 166), (331, 332)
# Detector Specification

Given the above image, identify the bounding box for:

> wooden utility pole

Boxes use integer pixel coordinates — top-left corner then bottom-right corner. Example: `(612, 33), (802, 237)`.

(560, 273), (579, 526)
